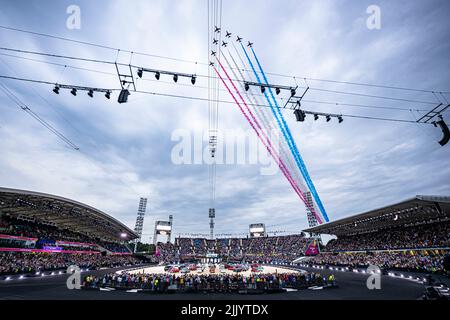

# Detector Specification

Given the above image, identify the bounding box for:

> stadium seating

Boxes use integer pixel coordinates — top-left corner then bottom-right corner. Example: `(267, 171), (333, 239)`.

(324, 221), (450, 252)
(0, 216), (131, 254)
(156, 234), (309, 264)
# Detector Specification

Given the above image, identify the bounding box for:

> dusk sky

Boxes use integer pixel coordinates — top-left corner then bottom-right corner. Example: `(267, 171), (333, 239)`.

(0, 0), (449, 242)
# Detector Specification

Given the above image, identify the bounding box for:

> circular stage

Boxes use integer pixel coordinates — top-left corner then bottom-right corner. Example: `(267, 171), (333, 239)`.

(123, 264), (302, 277)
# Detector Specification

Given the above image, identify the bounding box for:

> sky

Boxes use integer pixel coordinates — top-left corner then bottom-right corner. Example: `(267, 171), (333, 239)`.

(0, 0), (449, 242)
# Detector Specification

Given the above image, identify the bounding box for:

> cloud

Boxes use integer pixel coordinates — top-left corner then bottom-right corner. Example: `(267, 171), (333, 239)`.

(0, 0), (449, 242)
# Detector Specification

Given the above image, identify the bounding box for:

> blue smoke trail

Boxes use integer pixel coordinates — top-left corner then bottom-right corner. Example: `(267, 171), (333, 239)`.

(241, 43), (329, 222)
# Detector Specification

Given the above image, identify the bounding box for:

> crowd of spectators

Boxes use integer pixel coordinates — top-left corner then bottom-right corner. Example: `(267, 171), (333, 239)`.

(307, 251), (447, 273)
(0, 216), (130, 253)
(325, 221), (450, 252)
(0, 252), (142, 275)
(156, 234), (309, 264)
(82, 271), (332, 292)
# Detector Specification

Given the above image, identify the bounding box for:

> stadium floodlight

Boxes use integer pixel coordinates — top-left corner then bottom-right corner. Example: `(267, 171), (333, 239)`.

(244, 83), (250, 91)
(137, 68), (143, 78)
(105, 91), (111, 99)
(326, 115), (331, 122)
(173, 74), (178, 83)
(87, 89), (94, 98)
(155, 71), (161, 80)
(314, 114), (319, 121)
(70, 88), (77, 96)
(294, 109), (306, 122)
(53, 85), (60, 94)
(338, 116), (343, 123)
(191, 75), (196, 85)
(436, 117), (450, 146)
(275, 87), (281, 95)
(118, 89), (130, 103)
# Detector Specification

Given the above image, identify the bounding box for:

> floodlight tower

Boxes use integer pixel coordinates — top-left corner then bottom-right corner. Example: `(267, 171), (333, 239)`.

(133, 197), (147, 253)
(209, 208), (215, 240)
(168, 215), (173, 243)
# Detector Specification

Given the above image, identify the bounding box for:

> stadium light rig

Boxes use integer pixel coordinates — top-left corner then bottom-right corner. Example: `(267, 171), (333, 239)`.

(52, 84), (112, 99)
(136, 67), (196, 85)
(416, 103), (450, 146)
(244, 81), (295, 96)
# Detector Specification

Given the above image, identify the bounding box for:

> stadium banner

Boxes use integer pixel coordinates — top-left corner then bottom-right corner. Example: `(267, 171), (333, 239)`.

(0, 234), (38, 242)
(0, 247), (101, 254)
(305, 239), (320, 256)
(56, 240), (98, 247)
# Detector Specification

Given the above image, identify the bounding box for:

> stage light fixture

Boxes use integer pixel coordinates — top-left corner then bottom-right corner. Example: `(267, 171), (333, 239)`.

(326, 115), (331, 122)
(314, 114), (319, 121)
(118, 89), (130, 103)
(137, 68), (143, 78)
(87, 89), (94, 98)
(155, 72), (161, 80)
(294, 109), (305, 122)
(244, 83), (250, 91)
(261, 86), (265, 94)
(173, 74), (178, 83)
(436, 117), (450, 146)
(53, 85), (60, 94)
(70, 88), (77, 96)
(338, 116), (343, 123)
(276, 87), (281, 95)
(191, 75), (196, 85)
(105, 91), (111, 99)
(290, 88), (296, 97)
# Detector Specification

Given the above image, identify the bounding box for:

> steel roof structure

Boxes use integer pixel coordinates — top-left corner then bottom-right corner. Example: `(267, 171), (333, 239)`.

(303, 195), (450, 236)
(0, 187), (138, 241)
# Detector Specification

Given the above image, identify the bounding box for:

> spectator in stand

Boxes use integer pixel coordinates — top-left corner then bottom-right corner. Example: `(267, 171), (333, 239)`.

(307, 251), (447, 273)
(325, 222), (450, 252)
(0, 252), (142, 275)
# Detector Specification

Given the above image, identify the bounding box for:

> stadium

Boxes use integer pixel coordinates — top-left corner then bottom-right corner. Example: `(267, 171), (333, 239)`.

(1, 188), (448, 300)
(0, 0), (449, 307)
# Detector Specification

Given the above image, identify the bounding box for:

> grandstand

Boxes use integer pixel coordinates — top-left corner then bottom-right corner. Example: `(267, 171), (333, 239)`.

(303, 195), (450, 273)
(156, 233), (312, 264)
(0, 187), (143, 276)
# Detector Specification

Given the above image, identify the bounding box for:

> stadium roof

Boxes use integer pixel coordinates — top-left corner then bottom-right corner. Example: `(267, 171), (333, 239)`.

(303, 195), (450, 236)
(0, 187), (138, 241)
